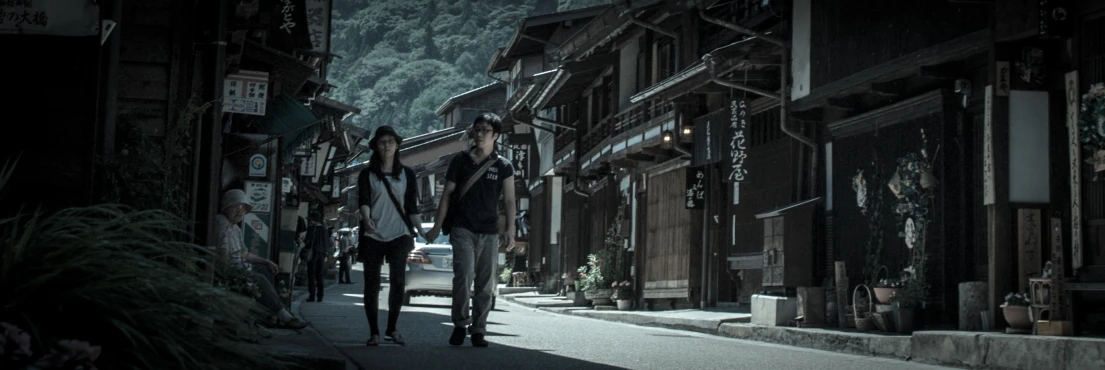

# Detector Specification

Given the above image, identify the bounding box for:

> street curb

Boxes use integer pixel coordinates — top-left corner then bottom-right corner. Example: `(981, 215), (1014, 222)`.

(503, 295), (1105, 370)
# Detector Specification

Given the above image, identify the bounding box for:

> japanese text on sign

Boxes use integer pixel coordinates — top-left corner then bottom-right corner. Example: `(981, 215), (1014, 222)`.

(223, 70), (269, 116)
(279, 0), (297, 33)
(1, 0), (100, 37)
(726, 100), (749, 182)
(305, 0), (330, 53)
(512, 144), (529, 180)
(686, 167), (706, 209)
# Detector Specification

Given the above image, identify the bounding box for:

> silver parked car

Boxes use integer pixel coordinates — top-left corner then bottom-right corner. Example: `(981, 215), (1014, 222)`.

(404, 223), (497, 309)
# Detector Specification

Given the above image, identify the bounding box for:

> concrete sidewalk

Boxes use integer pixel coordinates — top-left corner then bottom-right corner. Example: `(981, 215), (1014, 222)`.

(254, 278), (353, 370)
(501, 291), (1105, 370)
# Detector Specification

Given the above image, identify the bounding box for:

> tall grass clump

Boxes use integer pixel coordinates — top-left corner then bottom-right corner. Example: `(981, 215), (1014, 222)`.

(0, 160), (290, 370)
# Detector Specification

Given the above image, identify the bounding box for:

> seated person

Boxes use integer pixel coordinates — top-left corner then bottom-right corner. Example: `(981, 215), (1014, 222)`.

(217, 189), (308, 329)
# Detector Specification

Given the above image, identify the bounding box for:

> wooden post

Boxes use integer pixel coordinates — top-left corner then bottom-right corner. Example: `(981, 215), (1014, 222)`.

(835, 261), (848, 328)
(1017, 209), (1043, 292)
(987, 81), (1014, 329)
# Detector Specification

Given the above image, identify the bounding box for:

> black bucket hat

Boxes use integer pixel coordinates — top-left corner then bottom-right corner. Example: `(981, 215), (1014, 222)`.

(369, 125), (403, 148)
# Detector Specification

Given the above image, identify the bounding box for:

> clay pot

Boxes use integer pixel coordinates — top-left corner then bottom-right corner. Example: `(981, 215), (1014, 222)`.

(873, 287), (901, 304)
(1002, 305), (1032, 331)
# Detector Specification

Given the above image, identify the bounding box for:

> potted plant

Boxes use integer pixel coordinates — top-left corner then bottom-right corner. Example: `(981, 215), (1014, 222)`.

(873, 277), (903, 305)
(1001, 292), (1032, 331)
(890, 278), (927, 334)
(578, 252), (615, 306)
(611, 280), (633, 310)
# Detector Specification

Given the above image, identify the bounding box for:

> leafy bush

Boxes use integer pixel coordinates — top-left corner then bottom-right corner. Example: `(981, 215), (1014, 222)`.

(0, 161), (290, 369)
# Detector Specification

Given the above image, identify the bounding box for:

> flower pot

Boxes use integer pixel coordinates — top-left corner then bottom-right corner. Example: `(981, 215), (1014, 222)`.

(920, 167), (938, 189)
(1002, 306), (1032, 331)
(896, 307), (916, 334)
(616, 299), (632, 311)
(584, 289), (614, 306)
(872, 287), (901, 304)
(573, 281), (581, 292)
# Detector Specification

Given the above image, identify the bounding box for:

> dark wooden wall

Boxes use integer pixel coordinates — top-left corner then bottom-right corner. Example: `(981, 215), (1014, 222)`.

(809, 0), (989, 90)
(643, 166), (701, 301)
(725, 108), (796, 302)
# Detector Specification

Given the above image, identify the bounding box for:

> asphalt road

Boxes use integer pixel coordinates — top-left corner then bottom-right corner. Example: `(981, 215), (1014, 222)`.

(299, 265), (956, 370)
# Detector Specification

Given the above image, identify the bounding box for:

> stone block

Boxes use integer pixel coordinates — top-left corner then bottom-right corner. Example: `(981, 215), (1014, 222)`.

(958, 281), (988, 331)
(751, 294), (798, 326)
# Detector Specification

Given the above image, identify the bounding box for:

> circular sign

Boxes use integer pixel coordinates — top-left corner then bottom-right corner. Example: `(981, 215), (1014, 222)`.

(249, 154), (267, 177)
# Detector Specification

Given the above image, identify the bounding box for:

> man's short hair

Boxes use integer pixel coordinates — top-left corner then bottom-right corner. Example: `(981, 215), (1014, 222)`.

(473, 112), (503, 134)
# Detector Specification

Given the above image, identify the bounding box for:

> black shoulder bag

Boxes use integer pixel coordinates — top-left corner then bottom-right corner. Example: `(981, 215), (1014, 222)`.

(442, 157), (497, 235)
(377, 168), (418, 251)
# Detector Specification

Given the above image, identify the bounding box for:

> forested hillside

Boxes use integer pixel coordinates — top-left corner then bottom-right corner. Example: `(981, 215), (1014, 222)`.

(326, 0), (608, 138)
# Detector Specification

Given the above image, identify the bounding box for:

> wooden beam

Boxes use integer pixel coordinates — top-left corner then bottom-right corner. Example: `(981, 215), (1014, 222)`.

(826, 95), (861, 111)
(919, 60), (967, 79)
(627, 152), (656, 162)
(869, 79), (907, 97)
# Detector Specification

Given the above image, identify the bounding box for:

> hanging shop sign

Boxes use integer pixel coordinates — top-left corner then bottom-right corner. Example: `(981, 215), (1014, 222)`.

(223, 70), (269, 116)
(692, 108), (725, 166)
(0, 0), (99, 36)
(685, 166), (706, 209)
(305, 0), (330, 53)
(249, 153), (267, 177)
(245, 181), (273, 214)
(723, 99), (749, 182)
(266, 0), (312, 51)
(1065, 71), (1083, 270)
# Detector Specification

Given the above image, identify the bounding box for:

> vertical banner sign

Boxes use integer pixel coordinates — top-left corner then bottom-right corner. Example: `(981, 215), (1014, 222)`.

(724, 100), (749, 182)
(304, 0), (330, 53)
(243, 181), (274, 259)
(1050, 217), (1068, 320)
(0, 0), (99, 36)
(996, 62), (1011, 97)
(1017, 209), (1042, 292)
(692, 108), (725, 166)
(249, 154), (267, 177)
(983, 86), (995, 205)
(331, 177), (340, 198)
(1066, 71), (1083, 270)
(267, 0), (312, 51)
(223, 70), (269, 116)
(512, 143), (530, 180)
(685, 166), (706, 209)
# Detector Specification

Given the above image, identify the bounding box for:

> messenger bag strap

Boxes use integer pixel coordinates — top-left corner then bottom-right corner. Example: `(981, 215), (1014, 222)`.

(457, 155), (496, 201)
(375, 168), (417, 235)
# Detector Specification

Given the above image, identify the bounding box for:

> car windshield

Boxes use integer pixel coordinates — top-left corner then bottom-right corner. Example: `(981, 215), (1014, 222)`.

(416, 233), (449, 245)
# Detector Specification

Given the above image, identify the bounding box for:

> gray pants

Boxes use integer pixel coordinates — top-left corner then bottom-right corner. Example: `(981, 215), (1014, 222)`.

(450, 227), (498, 334)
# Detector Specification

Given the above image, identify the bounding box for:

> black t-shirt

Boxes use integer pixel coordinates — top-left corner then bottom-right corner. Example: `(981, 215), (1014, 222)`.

(445, 149), (515, 235)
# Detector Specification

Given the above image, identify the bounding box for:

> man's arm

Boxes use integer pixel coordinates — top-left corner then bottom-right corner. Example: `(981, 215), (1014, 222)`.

(502, 174), (516, 251)
(425, 180), (456, 243)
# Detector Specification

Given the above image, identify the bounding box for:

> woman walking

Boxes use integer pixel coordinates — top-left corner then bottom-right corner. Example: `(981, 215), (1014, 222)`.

(357, 125), (426, 346)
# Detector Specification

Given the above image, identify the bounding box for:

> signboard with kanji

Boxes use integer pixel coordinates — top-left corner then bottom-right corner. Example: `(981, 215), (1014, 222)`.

(723, 100), (749, 182)
(245, 181), (273, 213)
(305, 0), (330, 53)
(685, 166), (706, 209)
(223, 70), (269, 116)
(0, 0), (99, 36)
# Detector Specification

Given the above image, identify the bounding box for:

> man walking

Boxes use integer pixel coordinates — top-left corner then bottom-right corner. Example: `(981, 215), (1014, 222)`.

(426, 112), (515, 348)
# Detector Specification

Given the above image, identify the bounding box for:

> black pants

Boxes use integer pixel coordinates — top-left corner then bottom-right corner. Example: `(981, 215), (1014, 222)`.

(339, 255), (352, 283)
(362, 235), (412, 336)
(306, 251), (325, 300)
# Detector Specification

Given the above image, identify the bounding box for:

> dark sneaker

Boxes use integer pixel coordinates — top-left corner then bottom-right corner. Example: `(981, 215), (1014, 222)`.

(366, 335), (380, 346)
(306, 296), (316, 302)
(385, 331), (406, 346)
(449, 326), (466, 346)
(471, 333), (488, 347)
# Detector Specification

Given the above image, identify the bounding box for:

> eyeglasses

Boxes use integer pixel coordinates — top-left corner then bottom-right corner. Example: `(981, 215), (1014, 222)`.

(471, 128), (495, 136)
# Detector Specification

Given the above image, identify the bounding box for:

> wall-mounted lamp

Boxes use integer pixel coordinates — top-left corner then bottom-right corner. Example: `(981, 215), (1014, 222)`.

(661, 130), (674, 149)
(681, 125), (693, 142)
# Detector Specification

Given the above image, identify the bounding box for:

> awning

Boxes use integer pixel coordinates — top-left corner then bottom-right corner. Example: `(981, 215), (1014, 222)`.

(630, 37), (783, 104)
(531, 51), (617, 110)
(255, 94), (322, 160)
